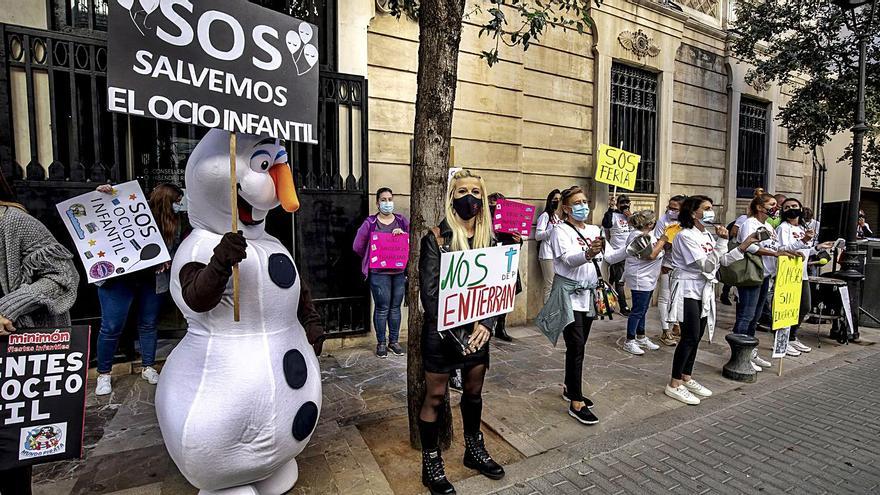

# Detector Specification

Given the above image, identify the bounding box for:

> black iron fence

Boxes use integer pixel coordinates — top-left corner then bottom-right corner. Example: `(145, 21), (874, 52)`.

(610, 63), (658, 194)
(736, 97), (769, 197)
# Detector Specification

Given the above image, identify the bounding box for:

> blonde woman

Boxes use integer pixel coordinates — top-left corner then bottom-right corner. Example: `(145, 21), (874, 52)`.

(417, 169), (504, 494)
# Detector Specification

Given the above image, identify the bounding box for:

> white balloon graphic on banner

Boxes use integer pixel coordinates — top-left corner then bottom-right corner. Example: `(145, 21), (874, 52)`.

(139, 0), (159, 13)
(303, 44), (318, 68)
(117, 0), (134, 10)
(285, 30), (302, 57)
(298, 23), (313, 45)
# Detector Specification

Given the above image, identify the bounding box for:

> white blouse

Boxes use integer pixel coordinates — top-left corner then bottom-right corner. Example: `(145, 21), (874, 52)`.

(550, 222), (603, 312)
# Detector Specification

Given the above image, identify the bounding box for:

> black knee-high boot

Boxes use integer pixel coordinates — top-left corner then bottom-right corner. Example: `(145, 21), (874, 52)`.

(419, 419), (455, 494)
(460, 394), (505, 480)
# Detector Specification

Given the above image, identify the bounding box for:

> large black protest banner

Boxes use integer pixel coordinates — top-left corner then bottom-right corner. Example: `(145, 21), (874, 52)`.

(0, 327), (90, 469)
(107, 0), (319, 143)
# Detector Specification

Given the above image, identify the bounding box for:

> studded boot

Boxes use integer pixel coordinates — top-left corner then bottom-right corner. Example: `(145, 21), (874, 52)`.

(463, 432), (505, 480)
(422, 448), (455, 495)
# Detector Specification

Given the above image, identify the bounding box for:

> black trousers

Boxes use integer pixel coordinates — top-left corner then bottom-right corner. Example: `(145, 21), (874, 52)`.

(563, 311), (594, 402)
(671, 298), (706, 380)
(0, 466), (32, 495)
(609, 262), (628, 310)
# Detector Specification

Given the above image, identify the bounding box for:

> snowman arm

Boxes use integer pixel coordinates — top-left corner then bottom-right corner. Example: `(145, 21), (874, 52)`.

(298, 279), (326, 353)
(179, 260), (230, 313)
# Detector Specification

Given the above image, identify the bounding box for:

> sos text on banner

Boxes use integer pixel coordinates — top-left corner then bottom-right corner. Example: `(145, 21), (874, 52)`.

(0, 327), (90, 469)
(56, 181), (171, 284)
(107, 0), (319, 143)
(595, 144), (640, 191)
(772, 256), (804, 330)
(438, 245), (520, 332)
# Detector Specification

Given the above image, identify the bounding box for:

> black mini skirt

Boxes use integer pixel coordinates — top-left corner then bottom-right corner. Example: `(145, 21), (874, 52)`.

(421, 321), (490, 374)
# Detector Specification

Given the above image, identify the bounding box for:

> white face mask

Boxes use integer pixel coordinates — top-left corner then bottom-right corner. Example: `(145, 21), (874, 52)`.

(701, 210), (716, 225)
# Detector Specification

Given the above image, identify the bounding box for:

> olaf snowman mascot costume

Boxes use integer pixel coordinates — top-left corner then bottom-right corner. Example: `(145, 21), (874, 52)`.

(156, 129), (321, 495)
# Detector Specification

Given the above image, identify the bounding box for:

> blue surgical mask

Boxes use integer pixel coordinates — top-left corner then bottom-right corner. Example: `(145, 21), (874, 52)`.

(667, 210), (679, 220)
(701, 210), (716, 225)
(172, 198), (186, 213)
(379, 201), (394, 215)
(570, 204), (590, 222)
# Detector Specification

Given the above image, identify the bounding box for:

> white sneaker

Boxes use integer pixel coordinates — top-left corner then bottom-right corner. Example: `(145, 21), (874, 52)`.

(751, 361), (763, 372)
(665, 384), (700, 405)
(623, 340), (645, 355)
(636, 336), (660, 350)
(141, 366), (160, 385)
(752, 350), (772, 368)
(682, 379), (713, 397)
(792, 340), (812, 353)
(785, 343), (801, 357)
(95, 374), (112, 396)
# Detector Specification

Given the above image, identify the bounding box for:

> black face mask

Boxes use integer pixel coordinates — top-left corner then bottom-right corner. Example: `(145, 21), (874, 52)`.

(550, 200), (559, 210)
(782, 209), (801, 220)
(453, 194), (482, 220)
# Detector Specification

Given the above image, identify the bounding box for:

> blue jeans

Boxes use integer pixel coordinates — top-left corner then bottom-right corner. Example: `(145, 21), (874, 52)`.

(96, 279), (163, 373)
(369, 272), (405, 344)
(733, 276), (770, 337)
(626, 289), (653, 340)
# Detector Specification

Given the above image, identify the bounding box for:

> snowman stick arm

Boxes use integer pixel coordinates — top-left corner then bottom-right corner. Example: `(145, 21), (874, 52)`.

(179, 260), (230, 313)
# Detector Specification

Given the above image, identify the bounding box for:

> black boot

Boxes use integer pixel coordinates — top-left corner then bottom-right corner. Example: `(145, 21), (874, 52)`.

(463, 432), (505, 480)
(422, 449), (455, 494)
(495, 318), (513, 342)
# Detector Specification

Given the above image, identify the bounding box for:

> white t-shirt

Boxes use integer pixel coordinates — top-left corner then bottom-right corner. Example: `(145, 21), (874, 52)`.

(776, 222), (812, 280)
(670, 227), (718, 299)
(734, 214), (748, 231)
(606, 211), (633, 251)
(535, 211), (561, 260)
(551, 222), (603, 312)
(738, 217), (780, 277)
(623, 231), (664, 291)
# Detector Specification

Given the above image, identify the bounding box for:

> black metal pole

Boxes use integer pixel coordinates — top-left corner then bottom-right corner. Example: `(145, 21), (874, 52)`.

(836, 33), (869, 341)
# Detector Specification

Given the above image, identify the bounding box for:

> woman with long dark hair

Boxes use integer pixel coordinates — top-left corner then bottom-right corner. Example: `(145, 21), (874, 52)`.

(0, 169), (79, 495)
(733, 191), (800, 371)
(93, 182), (187, 396)
(417, 169), (504, 495)
(535, 189), (562, 302)
(777, 198), (832, 356)
(664, 196), (757, 405)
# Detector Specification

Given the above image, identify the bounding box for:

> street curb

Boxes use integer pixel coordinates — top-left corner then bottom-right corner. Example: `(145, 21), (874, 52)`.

(453, 344), (880, 494)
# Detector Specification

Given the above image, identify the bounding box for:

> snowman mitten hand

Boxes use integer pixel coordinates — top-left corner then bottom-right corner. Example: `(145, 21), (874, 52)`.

(213, 231), (248, 269)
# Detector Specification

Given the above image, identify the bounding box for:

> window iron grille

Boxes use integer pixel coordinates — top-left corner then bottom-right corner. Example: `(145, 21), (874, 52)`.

(610, 63), (658, 193)
(736, 98), (769, 198)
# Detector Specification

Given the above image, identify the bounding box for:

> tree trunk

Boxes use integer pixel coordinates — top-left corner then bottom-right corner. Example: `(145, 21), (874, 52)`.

(406, 0), (466, 450)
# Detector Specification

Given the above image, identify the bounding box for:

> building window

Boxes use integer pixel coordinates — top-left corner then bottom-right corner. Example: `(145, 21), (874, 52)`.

(610, 63), (658, 193)
(736, 98), (770, 198)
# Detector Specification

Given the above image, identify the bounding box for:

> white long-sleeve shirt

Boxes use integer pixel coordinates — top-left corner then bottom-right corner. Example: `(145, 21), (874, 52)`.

(550, 222), (603, 312)
(776, 222), (814, 280)
(535, 211), (561, 260)
(737, 217), (780, 277)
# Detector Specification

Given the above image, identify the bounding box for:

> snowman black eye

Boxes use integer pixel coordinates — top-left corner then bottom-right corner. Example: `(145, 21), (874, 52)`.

(261, 160), (270, 170)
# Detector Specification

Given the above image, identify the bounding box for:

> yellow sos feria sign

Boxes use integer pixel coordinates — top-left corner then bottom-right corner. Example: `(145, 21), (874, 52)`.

(595, 144), (640, 190)
(772, 256), (804, 330)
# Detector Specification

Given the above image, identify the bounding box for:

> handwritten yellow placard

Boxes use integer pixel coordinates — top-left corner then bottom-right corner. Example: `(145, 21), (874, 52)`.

(772, 256), (804, 330)
(595, 144), (640, 190)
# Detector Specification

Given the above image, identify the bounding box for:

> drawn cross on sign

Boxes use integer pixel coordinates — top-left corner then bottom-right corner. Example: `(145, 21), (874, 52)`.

(504, 247), (517, 272)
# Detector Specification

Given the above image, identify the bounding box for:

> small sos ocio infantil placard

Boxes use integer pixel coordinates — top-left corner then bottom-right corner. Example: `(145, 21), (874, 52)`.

(437, 245), (520, 331)
(0, 327), (90, 469)
(56, 181), (171, 284)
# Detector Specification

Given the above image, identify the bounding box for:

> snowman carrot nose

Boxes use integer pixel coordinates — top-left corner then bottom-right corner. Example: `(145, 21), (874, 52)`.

(269, 163), (299, 212)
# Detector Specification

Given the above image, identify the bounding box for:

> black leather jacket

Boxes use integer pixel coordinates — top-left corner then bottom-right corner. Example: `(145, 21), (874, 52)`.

(419, 219), (497, 331)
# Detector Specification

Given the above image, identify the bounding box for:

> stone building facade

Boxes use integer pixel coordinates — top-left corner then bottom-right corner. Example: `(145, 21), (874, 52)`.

(0, 0), (812, 332)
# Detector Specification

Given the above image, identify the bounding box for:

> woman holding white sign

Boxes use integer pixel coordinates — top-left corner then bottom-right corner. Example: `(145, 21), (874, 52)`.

(0, 170), (79, 495)
(546, 185), (603, 426)
(417, 169), (504, 495)
(664, 196), (758, 405)
(93, 183), (186, 396)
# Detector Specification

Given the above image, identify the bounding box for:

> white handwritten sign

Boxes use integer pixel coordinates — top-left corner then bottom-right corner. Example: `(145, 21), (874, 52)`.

(437, 245), (520, 331)
(56, 181), (170, 284)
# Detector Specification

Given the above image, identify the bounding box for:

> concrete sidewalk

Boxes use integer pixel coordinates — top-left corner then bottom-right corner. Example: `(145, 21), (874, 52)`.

(30, 304), (879, 494)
